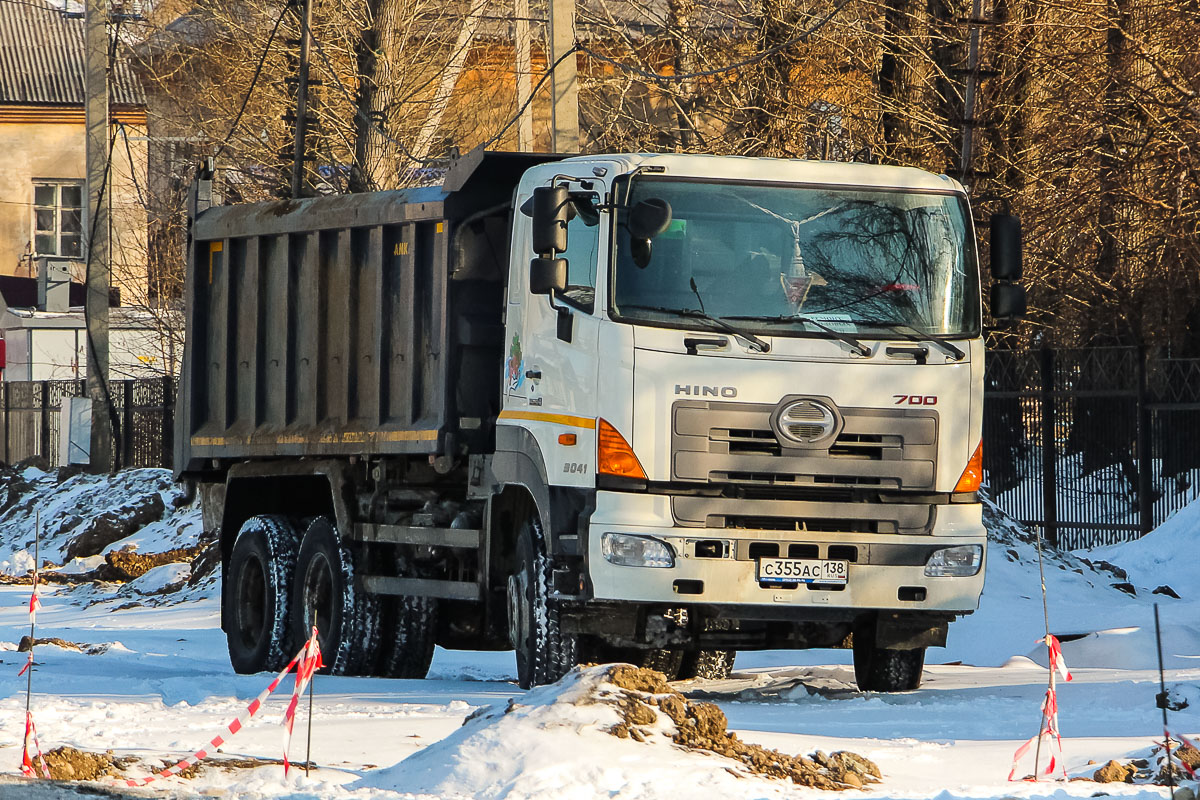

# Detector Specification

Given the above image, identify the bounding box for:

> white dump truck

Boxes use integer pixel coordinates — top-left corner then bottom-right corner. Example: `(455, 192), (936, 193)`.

(178, 149), (1023, 691)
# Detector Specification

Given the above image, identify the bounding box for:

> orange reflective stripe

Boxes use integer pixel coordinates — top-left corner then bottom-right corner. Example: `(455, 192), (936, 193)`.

(498, 410), (597, 429)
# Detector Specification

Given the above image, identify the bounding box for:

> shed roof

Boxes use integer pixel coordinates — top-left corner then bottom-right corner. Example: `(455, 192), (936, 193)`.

(0, 0), (144, 106)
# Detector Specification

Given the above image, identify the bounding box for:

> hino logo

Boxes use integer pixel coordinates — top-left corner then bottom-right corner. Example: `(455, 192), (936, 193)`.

(773, 398), (841, 447)
(675, 384), (738, 398)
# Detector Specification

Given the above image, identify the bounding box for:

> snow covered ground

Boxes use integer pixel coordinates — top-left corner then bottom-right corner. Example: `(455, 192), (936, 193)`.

(0, 468), (1197, 799)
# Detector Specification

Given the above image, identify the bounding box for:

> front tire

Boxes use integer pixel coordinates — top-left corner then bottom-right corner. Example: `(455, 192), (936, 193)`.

(224, 515), (299, 674)
(291, 517), (377, 676)
(853, 628), (925, 692)
(507, 509), (576, 689)
(678, 649), (736, 680)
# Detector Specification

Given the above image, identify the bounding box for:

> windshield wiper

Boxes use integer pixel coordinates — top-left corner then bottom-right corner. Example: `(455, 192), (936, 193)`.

(619, 304), (771, 353)
(725, 314), (871, 358)
(850, 319), (965, 361)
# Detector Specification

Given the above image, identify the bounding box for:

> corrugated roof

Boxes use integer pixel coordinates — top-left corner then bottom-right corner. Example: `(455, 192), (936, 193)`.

(0, 0), (144, 106)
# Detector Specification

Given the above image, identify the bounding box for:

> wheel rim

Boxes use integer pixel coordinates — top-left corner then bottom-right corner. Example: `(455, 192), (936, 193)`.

(301, 551), (335, 652)
(507, 571), (530, 654)
(235, 553), (268, 651)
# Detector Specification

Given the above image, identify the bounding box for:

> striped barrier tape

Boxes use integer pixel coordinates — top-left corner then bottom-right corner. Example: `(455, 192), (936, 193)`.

(119, 630), (323, 787)
(1009, 635), (1072, 781)
(1164, 730), (1199, 779)
(21, 711), (50, 779)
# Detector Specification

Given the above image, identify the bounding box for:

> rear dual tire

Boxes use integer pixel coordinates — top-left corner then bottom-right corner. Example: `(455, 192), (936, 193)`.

(225, 515), (300, 674)
(225, 514), (437, 678)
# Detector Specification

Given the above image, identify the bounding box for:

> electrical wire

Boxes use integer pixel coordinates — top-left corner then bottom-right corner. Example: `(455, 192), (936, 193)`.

(213, 5), (290, 160)
(478, 44), (579, 150)
(574, 0), (855, 84)
(306, 28), (444, 169)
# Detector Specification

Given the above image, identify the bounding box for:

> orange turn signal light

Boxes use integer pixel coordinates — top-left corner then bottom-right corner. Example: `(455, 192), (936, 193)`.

(597, 418), (647, 480)
(954, 441), (983, 493)
(558, 433), (577, 446)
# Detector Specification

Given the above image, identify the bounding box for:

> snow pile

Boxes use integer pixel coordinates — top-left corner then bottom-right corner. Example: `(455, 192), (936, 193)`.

(0, 464), (209, 604)
(1089, 499), (1200, 598)
(943, 494), (1198, 669)
(358, 664), (880, 799)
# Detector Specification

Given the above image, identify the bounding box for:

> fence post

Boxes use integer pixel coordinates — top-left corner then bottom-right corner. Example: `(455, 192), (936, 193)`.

(1040, 347), (1059, 548)
(121, 381), (134, 471)
(161, 376), (174, 470)
(1136, 346), (1154, 537)
(1, 382), (8, 465)
(38, 381), (50, 463)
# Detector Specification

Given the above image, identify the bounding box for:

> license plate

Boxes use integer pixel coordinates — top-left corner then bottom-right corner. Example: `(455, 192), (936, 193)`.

(757, 558), (848, 585)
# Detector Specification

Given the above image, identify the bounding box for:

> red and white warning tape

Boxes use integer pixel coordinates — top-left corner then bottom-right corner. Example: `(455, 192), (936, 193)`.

(119, 630), (324, 787)
(21, 711), (51, 779)
(1009, 634), (1073, 781)
(1164, 730), (1199, 779)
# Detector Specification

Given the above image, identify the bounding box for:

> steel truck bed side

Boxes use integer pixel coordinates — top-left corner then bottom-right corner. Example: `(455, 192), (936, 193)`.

(175, 150), (560, 476)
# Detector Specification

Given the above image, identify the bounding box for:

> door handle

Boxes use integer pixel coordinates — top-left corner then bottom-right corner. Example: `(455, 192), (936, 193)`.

(525, 369), (542, 380)
(684, 336), (729, 355)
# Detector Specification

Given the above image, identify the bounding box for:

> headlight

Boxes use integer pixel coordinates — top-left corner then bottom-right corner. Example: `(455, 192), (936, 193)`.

(601, 533), (675, 568)
(924, 545), (982, 577)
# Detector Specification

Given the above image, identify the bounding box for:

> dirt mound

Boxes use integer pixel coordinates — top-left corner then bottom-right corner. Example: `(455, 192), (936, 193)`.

(17, 636), (110, 655)
(100, 545), (204, 581)
(38, 746), (134, 781)
(605, 664), (880, 789)
(1091, 740), (1200, 785)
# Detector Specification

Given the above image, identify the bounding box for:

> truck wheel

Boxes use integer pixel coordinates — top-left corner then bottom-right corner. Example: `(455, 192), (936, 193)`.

(852, 630), (925, 692)
(225, 515), (299, 674)
(640, 649), (684, 680)
(507, 510), (577, 689)
(678, 650), (736, 680)
(292, 517), (376, 676)
(381, 594), (438, 679)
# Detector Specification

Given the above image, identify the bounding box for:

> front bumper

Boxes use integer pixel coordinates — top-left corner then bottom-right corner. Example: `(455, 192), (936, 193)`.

(586, 491), (986, 613)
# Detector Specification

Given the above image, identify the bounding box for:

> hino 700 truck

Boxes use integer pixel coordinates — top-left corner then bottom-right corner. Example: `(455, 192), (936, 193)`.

(177, 149), (1024, 692)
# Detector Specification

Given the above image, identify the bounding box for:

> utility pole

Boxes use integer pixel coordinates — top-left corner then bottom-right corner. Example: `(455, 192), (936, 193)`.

(958, 0), (993, 192)
(514, 0), (534, 150)
(85, 0), (113, 473)
(547, 0), (578, 152)
(290, 0), (314, 197)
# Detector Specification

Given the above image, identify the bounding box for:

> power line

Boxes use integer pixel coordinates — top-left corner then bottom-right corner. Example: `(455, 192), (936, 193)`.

(306, 28), (444, 169)
(480, 44), (579, 150)
(574, 0), (855, 84)
(214, 5), (289, 161)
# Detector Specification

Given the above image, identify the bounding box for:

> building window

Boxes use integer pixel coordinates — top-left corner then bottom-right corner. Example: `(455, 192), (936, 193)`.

(33, 182), (84, 258)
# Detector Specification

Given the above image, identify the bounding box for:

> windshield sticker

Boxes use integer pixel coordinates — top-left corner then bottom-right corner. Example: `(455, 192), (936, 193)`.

(508, 334), (525, 392)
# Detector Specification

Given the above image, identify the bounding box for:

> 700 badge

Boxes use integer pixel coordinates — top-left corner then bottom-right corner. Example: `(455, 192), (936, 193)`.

(894, 395), (938, 405)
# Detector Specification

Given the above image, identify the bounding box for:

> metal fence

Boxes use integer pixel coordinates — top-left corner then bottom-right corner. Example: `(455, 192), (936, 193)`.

(984, 347), (1200, 550)
(0, 378), (176, 470)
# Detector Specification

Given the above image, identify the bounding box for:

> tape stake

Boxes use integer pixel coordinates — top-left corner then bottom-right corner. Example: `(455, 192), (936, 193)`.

(282, 629), (324, 777)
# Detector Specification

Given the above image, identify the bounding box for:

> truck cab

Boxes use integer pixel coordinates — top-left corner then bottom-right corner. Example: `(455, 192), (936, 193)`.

(496, 154), (1000, 689)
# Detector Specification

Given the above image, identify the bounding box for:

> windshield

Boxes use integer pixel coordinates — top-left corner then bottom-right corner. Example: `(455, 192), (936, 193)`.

(611, 177), (981, 338)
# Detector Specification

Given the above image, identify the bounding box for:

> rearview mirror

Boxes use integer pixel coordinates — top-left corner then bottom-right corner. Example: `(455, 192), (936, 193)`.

(629, 198), (672, 240)
(991, 283), (1026, 320)
(990, 214), (1022, 281)
(530, 257), (567, 295)
(532, 186), (570, 255)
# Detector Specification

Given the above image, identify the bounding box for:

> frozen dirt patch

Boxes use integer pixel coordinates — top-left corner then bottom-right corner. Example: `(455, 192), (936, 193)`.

(358, 664), (879, 799)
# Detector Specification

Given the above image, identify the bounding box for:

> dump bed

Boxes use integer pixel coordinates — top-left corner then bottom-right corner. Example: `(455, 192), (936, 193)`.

(175, 151), (559, 476)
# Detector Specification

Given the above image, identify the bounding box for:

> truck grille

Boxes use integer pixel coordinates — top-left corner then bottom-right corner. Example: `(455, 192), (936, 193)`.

(671, 399), (938, 490)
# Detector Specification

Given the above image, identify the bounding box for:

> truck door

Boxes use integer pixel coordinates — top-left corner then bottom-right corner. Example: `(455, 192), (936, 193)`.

(501, 175), (608, 486)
